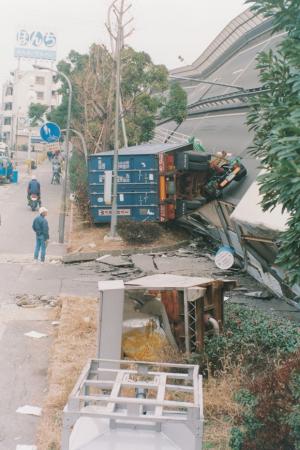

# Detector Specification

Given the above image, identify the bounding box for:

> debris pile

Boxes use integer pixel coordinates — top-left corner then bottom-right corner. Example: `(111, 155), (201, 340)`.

(16, 294), (58, 308)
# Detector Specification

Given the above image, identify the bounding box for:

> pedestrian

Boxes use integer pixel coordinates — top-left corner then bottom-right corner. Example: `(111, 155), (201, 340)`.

(51, 155), (61, 184)
(47, 150), (53, 161)
(32, 207), (49, 262)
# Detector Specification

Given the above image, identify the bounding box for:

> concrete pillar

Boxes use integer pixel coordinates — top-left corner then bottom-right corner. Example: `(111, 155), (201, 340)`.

(97, 280), (125, 360)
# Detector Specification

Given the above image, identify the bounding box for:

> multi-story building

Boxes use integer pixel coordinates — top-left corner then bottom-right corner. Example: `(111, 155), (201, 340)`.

(1, 68), (60, 153)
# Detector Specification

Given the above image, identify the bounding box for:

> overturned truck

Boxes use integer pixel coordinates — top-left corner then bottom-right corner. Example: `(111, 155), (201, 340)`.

(88, 143), (247, 223)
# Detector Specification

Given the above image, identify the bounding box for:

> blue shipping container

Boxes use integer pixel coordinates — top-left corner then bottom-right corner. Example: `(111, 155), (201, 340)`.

(88, 143), (193, 223)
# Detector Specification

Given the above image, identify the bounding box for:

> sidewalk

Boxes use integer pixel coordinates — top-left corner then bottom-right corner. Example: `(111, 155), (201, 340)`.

(0, 158), (74, 450)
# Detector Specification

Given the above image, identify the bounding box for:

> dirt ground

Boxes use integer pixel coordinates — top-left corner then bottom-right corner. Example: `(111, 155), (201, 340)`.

(36, 296), (97, 450)
(67, 204), (189, 254)
(37, 296), (237, 449)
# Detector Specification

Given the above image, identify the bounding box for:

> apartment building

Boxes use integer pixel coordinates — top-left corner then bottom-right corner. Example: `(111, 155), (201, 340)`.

(1, 68), (60, 152)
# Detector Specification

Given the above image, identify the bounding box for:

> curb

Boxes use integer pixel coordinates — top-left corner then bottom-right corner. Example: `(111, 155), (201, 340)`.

(63, 240), (191, 264)
(286, 298), (300, 311)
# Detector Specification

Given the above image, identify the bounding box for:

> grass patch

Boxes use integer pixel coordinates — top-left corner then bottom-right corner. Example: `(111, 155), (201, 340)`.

(203, 368), (244, 449)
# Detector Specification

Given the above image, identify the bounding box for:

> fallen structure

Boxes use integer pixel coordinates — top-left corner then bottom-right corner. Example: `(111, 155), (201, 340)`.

(62, 274), (236, 449)
(96, 274), (235, 359)
(156, 7), (298, 299)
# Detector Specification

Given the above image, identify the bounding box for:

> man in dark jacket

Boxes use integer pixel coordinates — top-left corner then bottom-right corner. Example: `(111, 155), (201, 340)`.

(27, 176), (41, 205)
(32, 207), (49, 262)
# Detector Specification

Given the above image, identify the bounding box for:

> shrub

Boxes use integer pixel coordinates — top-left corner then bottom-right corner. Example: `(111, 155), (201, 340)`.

(192, 304), (300, 374)
(230, 351), (300, 450)
(69, 149), (90, 220)
(117, 219), (161, 244)
(188, 304), (300, 449)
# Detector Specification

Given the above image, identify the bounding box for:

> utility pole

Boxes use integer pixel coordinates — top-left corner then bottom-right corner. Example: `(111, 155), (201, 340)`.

(106, 0), (134, 239)
(107, 1), (131, 149)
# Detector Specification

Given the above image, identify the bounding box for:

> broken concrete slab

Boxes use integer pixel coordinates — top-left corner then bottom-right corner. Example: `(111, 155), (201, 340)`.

(63, 252), (100, 264)
(244, 291), (273, 300)
(24, 331), (48, 339)
(16, 445), (38, 450)
(62, 240), (191, 264)
(131, 254), (158, 273)
(96, 255), (134, 268)
(16, 406), (42, 417)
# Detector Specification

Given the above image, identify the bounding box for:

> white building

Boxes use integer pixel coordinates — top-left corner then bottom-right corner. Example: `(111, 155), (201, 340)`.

(1, 68), (60, 153)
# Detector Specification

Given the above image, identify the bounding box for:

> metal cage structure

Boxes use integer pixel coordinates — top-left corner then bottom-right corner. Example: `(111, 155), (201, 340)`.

(62, 359), (204, 450)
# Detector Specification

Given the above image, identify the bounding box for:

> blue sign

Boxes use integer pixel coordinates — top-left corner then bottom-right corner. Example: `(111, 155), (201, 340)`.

(40, 122), (61, 143)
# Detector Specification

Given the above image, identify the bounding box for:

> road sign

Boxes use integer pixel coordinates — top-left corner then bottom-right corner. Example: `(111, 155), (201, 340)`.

(40, 122), (61, 143)
(47, 142), (61, 153)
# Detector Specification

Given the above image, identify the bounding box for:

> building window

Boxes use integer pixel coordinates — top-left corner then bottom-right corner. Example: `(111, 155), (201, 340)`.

(36, 91), (44, 100)
(35, 76), (45, 85)
(5, 86), (13, 96)
(4, 103), (12, 111)
(51, 90), (57, 97)
(4, 117), (12, 125)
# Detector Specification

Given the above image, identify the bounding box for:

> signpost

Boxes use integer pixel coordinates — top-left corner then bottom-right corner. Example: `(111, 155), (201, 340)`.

(40, 122), (61, 143)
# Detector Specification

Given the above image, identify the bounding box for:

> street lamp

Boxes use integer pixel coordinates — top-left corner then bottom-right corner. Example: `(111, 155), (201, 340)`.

(61, 128), (87, 164)
(33, 64), (72, 244)
(169, 75), (245, 92)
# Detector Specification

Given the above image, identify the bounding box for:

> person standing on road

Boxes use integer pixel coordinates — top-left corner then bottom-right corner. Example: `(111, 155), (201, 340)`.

(32, 207), (49, 262)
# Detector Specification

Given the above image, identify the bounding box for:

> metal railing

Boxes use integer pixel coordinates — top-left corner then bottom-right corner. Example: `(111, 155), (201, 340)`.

(187, 87), (265, 114)
(156, 87), (266, 128)
(152, 127), (204, 146)
(153, 87), (266, 143)
(171, 8), (273, 80)
(152, 127), (190, 144)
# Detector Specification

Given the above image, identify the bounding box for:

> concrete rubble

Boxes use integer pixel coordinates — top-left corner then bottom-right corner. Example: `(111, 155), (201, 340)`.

(16, 294), (59, 308)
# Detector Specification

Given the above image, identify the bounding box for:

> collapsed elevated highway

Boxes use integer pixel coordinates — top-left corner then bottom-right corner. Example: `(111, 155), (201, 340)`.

(154, 8), (299, 300)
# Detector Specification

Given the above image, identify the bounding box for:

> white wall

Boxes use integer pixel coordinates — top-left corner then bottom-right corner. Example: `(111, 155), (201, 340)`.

(1, 68), (60, 148)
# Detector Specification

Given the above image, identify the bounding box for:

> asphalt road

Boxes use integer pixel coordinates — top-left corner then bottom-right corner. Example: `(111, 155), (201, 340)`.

(0, 157), (62, 257)
(183, 32), (285, 103)
(0, 160), (99, 450)
(0, 158), (101, 300)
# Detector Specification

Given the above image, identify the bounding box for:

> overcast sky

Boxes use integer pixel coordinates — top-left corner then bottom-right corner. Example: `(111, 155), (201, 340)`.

(0, 0), (248, 87)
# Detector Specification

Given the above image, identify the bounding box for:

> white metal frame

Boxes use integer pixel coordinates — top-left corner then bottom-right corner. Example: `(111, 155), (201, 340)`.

(62, 358), (204, 450)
